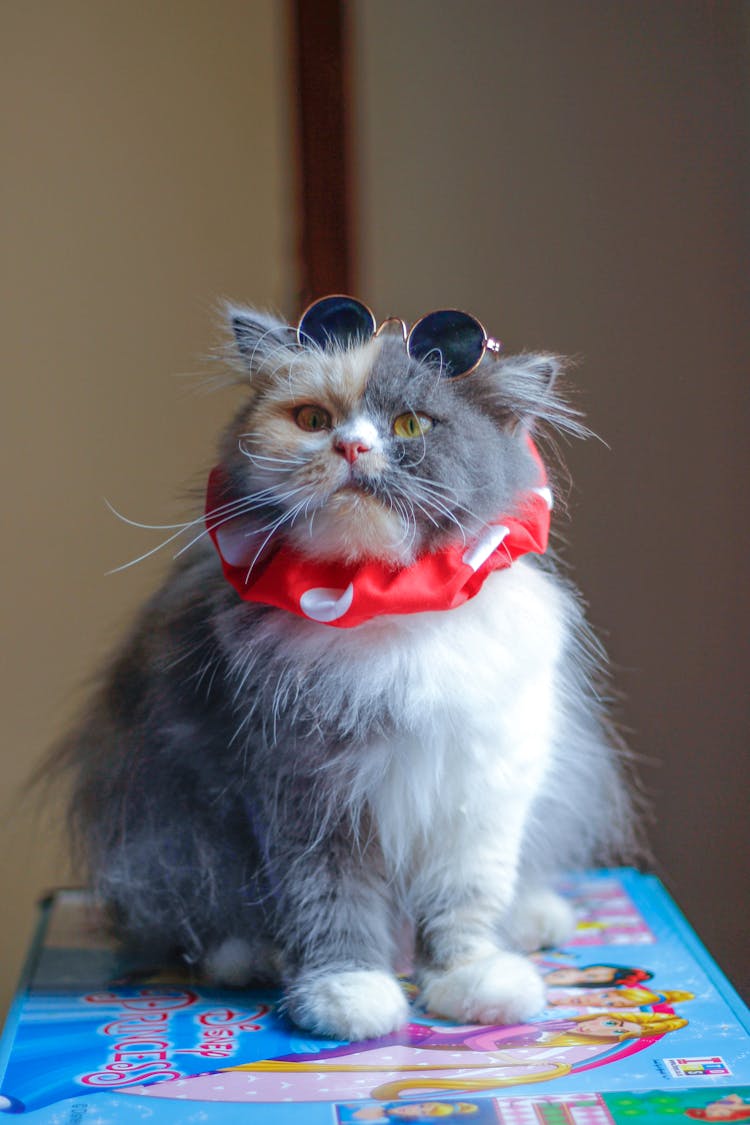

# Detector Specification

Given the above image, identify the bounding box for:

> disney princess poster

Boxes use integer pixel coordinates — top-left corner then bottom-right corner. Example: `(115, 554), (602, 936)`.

(1, 870), (749, 1123)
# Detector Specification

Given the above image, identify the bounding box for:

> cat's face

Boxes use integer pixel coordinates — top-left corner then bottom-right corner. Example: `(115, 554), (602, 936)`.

(216, 308), (565, 566)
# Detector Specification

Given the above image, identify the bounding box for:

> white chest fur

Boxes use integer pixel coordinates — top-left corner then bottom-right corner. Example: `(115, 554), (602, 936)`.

(368, 561), (563, 873)
(271, 560), (566, 875)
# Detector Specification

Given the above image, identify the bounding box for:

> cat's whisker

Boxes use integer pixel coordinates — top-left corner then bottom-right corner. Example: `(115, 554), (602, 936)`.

(108, 491), (268, 536)
(206, 482), (308, 524)
(104, 498), (199, 533)
(244, 459), (296, 472)
(405, 494), (442, 531)
(408, 478), (490, 534)
(173, 488), (304, 561)
(407, 483), (471, 542)
(381, 492), (405, 548)
(237, 435), (307, 467)
(106, 491), (276, 574)
(389, 496), (418, 553)
(407, 475), (462, 500)
(204, 493), (279, 523)
(243, 343), (310, 400)
(238, 431), (303, 456)
(215, 489), (310, 558)
(411, 443), (428, 468)
(283, 350), (314, 398)
(167, 483), (310, 567)
(104, 508), (247, 574)
(238, 446), (306, 468)
(240, 493), (312, 584)
(301, 492), (321, 532)
(392, 474), (480, 547)
(106, 531), (193, 574)
(392, 493), (419, 554)
(384, 493), (406, 542)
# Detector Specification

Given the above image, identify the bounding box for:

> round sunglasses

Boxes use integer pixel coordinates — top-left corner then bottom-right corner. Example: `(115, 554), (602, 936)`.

(297, 294), (503, 380)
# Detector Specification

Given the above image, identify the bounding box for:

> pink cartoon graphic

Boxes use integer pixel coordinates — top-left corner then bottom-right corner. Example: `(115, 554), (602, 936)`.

(120, 1008), (688, 1104)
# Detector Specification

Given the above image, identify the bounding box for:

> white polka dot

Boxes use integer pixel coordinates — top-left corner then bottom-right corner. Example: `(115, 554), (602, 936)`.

(300, 583), (355, 622)
(215, 519), (255, 566)
(462, 525), (509, 571)
(533, 485), (553, 510)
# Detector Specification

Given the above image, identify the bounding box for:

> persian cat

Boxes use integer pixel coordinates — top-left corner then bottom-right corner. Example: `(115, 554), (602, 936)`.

(51, 297), (637, 1041)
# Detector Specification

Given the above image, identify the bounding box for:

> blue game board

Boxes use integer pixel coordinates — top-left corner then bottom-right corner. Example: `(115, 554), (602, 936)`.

(1, 869), (748, 1122)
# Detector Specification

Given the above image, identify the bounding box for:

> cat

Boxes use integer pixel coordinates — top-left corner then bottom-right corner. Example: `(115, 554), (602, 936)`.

(49, 299), (638, 1042)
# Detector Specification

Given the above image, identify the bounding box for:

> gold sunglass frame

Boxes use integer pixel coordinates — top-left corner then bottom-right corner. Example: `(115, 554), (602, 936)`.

(296, 294), (503, 380)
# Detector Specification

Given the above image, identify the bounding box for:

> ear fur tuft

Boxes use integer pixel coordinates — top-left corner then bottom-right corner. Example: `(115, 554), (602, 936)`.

(223, 302), (296, 375)
(474, 352), (590, 439)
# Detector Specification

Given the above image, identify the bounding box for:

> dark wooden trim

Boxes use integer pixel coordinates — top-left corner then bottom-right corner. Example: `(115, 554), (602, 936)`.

(288, 0), (356, 308)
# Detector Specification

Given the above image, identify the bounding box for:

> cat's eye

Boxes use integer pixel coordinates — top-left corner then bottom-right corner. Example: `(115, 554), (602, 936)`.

(295, 404), (332, 432)
(393, 412), (433, 439)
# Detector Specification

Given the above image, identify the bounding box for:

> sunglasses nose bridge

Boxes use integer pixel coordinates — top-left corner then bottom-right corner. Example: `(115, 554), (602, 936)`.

(374, 316), (408, 341)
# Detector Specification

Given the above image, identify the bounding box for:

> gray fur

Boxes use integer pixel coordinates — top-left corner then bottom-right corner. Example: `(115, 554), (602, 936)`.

(48, 305), (640, 1026)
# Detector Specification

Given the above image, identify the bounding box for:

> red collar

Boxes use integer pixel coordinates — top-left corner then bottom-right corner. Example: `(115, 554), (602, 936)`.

(206, 447), (551, 628)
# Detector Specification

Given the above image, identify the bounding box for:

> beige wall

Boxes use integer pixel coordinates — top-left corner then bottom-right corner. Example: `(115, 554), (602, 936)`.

(0, 0), (293, 1019)
(352, 0), (749, 995)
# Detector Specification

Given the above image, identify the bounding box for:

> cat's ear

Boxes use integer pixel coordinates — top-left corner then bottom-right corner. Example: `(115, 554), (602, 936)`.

(472, 352), (587, 437)
(223, 302), (296, 375)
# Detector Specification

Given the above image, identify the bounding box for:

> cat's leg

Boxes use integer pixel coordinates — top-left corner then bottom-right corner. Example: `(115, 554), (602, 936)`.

(269, 831), (409, 1040)
(88, 772), (283, 986)
(412, 784), (548, 1025)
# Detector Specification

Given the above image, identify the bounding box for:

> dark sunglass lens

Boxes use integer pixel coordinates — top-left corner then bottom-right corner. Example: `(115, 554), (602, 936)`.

(408, 310), (485, 377)
(298, 296), (375, 351)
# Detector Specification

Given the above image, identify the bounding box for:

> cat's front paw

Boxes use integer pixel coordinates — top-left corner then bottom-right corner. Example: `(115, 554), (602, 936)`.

(285, 968), (410, 1041)
(506, 888), (577, 953)
(420, 952), (544, 1025)
(203, 935), (280, 987)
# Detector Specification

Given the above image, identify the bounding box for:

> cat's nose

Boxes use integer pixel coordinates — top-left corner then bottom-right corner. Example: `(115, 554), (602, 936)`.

(334, 438), (372, 464)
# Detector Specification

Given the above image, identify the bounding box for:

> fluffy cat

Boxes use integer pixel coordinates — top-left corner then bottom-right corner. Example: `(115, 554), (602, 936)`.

(50, 301), (638, 1041)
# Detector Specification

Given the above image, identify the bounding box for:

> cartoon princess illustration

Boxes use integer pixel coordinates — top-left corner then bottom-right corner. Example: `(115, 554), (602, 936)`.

(350, 1102), (480, 1121)
(684, 1094), (750, 1121)
(121, 1009), (688, 1103)
(540, 963), (653, 988)
(402, 1011), (687, 1051)
(547, 986), (693, 1009)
